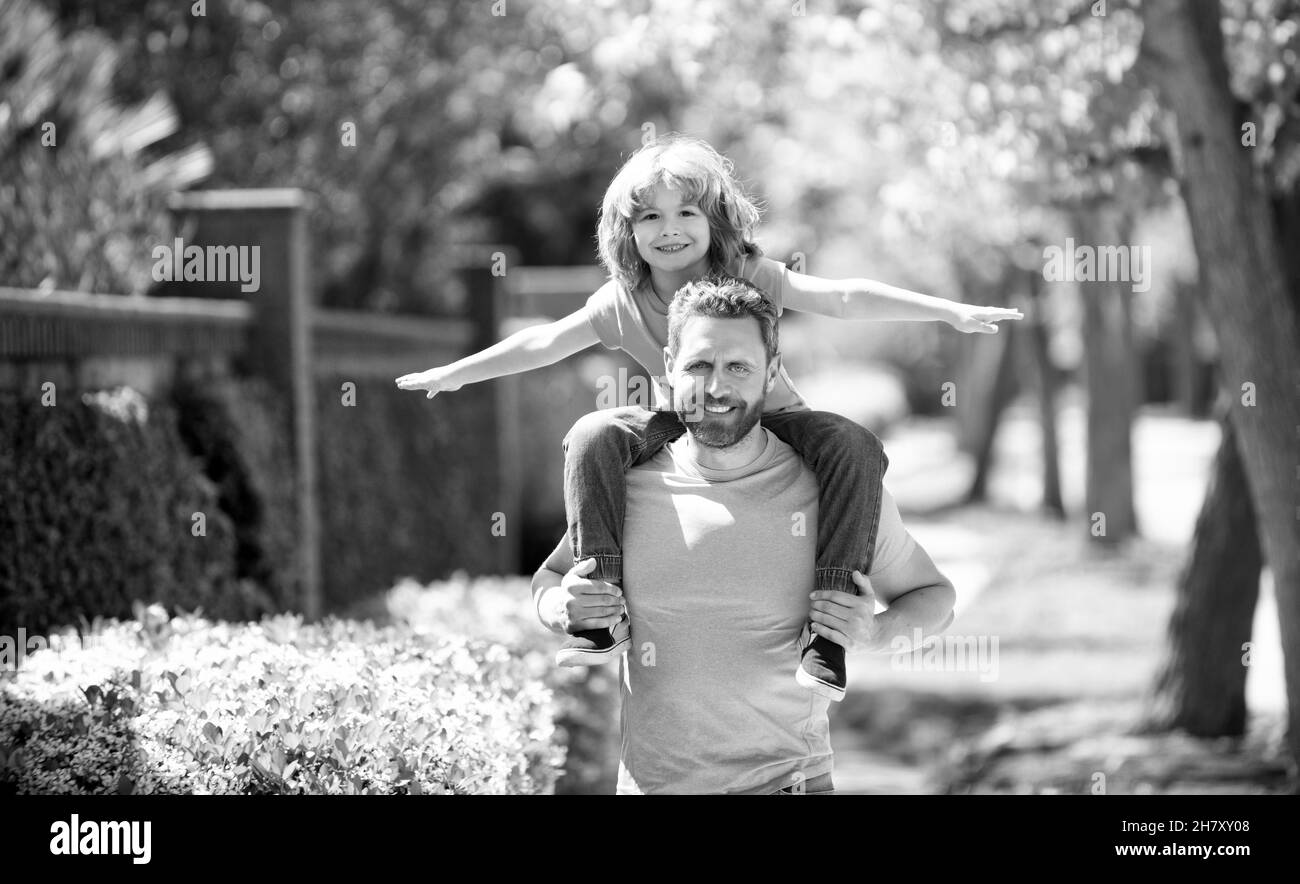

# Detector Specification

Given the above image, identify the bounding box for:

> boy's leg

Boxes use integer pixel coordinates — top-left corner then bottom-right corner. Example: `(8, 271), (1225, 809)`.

(762, 409), (888, 700)
(557, 405), (686, 666)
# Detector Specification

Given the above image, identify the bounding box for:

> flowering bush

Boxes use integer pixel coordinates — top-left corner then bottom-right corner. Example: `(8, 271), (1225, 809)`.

(0, 604), (563, 795)
(380, 572), (622, 795)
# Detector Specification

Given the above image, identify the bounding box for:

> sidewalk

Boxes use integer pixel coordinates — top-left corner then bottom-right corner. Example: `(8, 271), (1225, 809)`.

(827, 405), (1291, 794)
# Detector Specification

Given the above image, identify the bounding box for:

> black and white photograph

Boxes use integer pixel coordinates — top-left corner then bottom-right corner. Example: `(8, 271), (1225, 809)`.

(1, 0), (1297, 862)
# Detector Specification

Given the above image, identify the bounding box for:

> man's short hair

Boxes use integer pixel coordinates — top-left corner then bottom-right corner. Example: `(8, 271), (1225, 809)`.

(667, 276), (780, 365)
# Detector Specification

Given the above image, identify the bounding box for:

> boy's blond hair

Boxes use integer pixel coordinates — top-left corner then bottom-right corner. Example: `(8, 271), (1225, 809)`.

(597, 134), (763, 294)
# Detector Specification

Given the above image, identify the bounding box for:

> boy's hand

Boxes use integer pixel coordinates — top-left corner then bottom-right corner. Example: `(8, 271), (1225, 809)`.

(947, 304), (1024, 334)
(394, 367), (463, 398)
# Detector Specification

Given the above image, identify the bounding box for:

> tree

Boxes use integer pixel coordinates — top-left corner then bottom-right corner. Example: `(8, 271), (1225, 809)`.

(1141, 0), (1300, 743)
(956, 259), (1022, 503)
(1136, 0), (1300, 768)
(898, 2), (1163, 536)
(1075, 199), (1141, 545)
(0, 0), (201, 292)
(1140, 411), (1261, 735)
(43, 0), (805, 313)
(1023, 261), (1065, 517)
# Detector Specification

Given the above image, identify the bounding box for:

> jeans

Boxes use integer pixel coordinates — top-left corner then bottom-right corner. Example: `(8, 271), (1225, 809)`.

(561, 405), (889, 596)
(773, 771), (835, 794)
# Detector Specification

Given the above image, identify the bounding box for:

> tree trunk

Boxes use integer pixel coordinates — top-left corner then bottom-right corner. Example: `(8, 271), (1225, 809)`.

(1116, 213), (1144, 409)
(964, 320), (1018, 503)
(1138, 0), (1300, 771)
(1076, 204), (1139, 545)
(1026, 269), (1064, 517)
(1172, 280), (1202, 417)
(1138, 414), (1261, 735)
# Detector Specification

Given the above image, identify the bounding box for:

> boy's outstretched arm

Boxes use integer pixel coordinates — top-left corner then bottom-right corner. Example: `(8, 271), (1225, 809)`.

(783, 269), (1023, 334)
(395, 306), (600, 397)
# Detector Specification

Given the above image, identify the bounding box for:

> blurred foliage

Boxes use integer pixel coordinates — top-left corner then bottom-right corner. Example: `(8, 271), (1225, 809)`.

(1221, 0), (1300, 192)
(313, 373), (503, 612)
(24, 0), (799, 312)
(727, 0), (1295, 385)
(5, 0), (1296, 348)
(0, 382), (293, 634)
(0, 0), (188, 292)
(0, 608), (561, 794)
(0, 361), (512, 638)
(380, 572), (621, 794)
(4, 0), (1294, 463)
(170, 371), (299, 617)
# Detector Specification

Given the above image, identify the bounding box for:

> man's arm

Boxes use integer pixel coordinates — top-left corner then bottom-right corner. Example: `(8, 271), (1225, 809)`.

(531, 534), (574, 633)
(808, 491), (957, 654)
(860, 542), (957, 654)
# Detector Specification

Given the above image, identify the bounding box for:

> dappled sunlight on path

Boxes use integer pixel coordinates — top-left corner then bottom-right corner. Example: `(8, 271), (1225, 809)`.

(828, 399), (1287, 793)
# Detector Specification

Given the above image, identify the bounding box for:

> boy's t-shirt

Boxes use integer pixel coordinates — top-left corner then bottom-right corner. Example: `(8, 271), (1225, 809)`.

(584, 254), (808, 413)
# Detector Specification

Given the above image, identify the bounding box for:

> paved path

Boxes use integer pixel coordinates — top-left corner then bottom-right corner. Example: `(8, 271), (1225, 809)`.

(827, 405), (1284, 794)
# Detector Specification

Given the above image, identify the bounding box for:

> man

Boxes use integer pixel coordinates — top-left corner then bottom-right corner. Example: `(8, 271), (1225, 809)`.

(531, 277), (955, 794)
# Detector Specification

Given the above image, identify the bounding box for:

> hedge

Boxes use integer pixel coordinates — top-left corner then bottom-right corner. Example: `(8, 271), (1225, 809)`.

(313, 374), (505, 611)
(0, 382), (274, 635)
(169, 369), (299, 617)
(0, 605), (562, 795)
(377, 571), (621, 795)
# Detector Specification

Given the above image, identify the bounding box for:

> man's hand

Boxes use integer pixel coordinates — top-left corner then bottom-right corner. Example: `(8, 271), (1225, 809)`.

(394, 366), (464, 399)
(946, 303), (1024, 334)
(809, 571), (886, 652)
(539, 558), (625, 635)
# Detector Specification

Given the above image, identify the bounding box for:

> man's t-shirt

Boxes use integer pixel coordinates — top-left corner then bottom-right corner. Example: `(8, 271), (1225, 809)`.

(584, 254), (808, 413)
(546, 427), (918, 794)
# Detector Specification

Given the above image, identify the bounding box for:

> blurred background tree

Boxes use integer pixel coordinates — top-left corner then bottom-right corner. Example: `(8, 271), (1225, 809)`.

(39, 0), (795, 313)
(1133, 0), (1300, 758)
(0, 0), (206, 293)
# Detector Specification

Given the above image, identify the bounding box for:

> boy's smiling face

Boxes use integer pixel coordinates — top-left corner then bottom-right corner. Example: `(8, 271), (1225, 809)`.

(631, 182), (712, 283)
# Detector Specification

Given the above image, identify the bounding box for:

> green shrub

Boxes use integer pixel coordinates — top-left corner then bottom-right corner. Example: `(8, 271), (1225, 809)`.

(169, 371), (298, 614)
(0, 372), (303, 634)
(0, 386), (255, 635)
(0, 0), (175, 294)
(377, 572), (620, 795)
(314, 376), (503, 612)
(0, 606), (562, 795)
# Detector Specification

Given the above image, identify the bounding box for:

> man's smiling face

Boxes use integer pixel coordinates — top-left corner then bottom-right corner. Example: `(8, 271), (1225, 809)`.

(665, 314), (779, 449)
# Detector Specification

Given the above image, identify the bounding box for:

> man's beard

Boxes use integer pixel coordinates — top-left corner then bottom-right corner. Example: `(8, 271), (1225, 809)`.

(676, 395), (764, 449)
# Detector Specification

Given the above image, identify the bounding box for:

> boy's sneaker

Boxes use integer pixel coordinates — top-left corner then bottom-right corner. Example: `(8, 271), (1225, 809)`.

(556, 617), (630, 667)
(795, 632), (847, 702)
